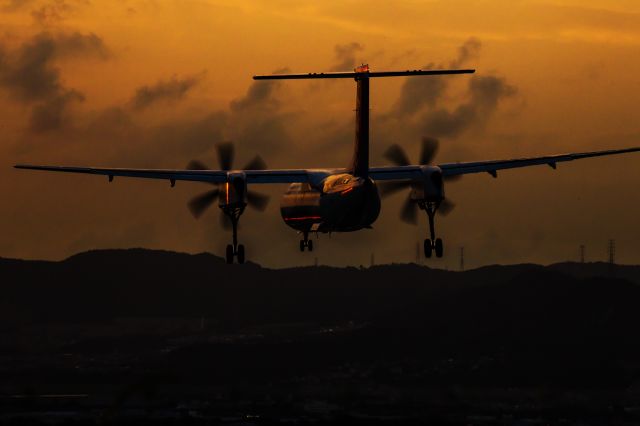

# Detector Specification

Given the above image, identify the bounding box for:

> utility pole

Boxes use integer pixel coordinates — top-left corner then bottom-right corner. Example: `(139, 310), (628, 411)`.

(580, 245), (585, 263)
(460, 247), (465, 272)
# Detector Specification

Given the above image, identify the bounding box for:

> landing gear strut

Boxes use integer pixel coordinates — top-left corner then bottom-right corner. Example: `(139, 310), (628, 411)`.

(224, 207), (245, 264)
(421, 201), (444, 259)
(299, 231), (313, 252)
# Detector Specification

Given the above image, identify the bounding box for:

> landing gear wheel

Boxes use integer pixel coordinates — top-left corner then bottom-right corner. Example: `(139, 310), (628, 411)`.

(424, 239), (433, 258)
(237, 244), (245, 264)
(299, 240), (305, 252)
(307, 240), (313, 252)
(435, 238), (443, 258)
(225, 244), (234, 264)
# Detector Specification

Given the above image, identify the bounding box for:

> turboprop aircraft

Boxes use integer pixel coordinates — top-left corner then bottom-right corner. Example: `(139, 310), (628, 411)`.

(15, 64), (640, 264)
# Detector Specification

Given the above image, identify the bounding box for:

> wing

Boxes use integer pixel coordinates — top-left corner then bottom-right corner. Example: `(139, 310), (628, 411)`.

(13, 164), (315, 184)
(16, 146), (640, 185)
(438, 147), (640, 178)
(369, 147), (640, 181)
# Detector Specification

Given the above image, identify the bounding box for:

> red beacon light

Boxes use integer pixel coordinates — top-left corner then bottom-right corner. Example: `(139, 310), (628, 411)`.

(354, 64), (369, 73)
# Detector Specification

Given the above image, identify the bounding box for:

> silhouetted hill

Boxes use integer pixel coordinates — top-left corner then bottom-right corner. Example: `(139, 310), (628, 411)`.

(3, 249), (640, 345)
(4, 249), (640, 424)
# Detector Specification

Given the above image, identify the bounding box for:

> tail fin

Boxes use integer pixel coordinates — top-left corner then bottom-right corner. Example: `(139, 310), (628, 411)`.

(253, 66), (475, 179)
(351, 74), (369, 178)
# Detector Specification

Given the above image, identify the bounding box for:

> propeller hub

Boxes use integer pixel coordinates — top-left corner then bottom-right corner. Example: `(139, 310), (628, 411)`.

(221, 172), (247, 207)
(417, 165), (445, 202)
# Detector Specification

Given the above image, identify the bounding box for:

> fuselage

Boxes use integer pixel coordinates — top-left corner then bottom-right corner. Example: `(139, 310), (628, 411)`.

(280, 173), (381, 233)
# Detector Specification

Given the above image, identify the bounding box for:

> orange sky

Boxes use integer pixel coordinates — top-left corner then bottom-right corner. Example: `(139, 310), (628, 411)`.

(1, 0), (640, 268)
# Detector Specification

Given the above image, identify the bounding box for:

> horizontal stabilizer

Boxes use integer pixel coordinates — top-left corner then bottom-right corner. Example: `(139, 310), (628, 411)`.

(253, 69), (475, 80)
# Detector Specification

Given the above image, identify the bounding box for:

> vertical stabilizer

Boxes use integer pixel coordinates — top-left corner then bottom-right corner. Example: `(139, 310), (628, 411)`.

(351, 70), (370, 178)
(252, 66), (474, 179)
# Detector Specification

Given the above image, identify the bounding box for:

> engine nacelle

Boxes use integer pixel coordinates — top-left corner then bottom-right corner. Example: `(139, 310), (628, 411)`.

(219, 172), (247, 208)
(412, 166), (445, 202)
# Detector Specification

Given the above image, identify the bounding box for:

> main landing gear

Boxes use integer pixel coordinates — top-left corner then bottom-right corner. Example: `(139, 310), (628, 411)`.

(421, 201), (444, 258)
(299, 231), (314, 252)
(224, 207), (245, 264)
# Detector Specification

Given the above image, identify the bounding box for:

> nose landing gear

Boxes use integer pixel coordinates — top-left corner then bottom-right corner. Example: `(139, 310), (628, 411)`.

(421, 201), (444, 258)
(299, 231), (314, 252)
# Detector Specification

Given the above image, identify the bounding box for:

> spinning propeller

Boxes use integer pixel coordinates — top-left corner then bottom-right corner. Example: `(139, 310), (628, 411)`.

(186, 142), (270, 224)
(379, 137), (460, 225)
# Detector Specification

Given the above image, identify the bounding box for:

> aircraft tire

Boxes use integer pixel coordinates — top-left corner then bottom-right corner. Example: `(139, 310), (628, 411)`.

(226, 244), (234, 264)
(299, 240), (305, 252)
(424, 239), (433, 258)
(237, 244), (245, 264)
(307, 240), (313, 252)
(435, 238), (443, 258)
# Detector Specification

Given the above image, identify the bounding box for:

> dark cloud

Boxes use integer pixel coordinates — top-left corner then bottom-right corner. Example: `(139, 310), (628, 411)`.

(330, 42), (364, 72)
(1, 0), (34, 12)
(146, 112), (228, 166)
(0, 32), (108, 102)
(450, 37), (481, 68)
(421, 75), (517, 138)
(393, 62), (447, 116)
(225, 74), (293, 156)
(1, 35), (62, 102)
(229, 67), (289, 113)
(53, 32), (110, 59)
(0, 32), (109, 132)
(29, 89), (84, 132)
(391, 38), (483, 117)
(387, 38), (517, 140)
(469, 74), (517, 108)
(230, 80), (279, 112)
(31, 0), (72, 25)
(132, 74), (203, 110)
(59, 70), (289, 167)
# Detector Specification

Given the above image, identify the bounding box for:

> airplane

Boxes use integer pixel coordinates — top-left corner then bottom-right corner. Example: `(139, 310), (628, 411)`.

(15, 64), (640, 264)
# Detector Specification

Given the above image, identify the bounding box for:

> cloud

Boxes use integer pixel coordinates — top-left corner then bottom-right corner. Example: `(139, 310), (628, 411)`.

(53, 32), (110, 59)
(55, 69), (291, 168)
(0, 0), (34, 12)
(224, 70), (293, 156)
(132, 74), (203, 110)
(229, 79), (279, 112)
(420, 75), (517, 138)
(392, 38), (481, 117)
(31, 0), (73, 25)
(29, 89), (84, 133)
(0, 32), (109, 102)
(387, 38), (517, 140)
(449, 37), (481, 68)
(0, 32), (109, 131)
(393, 62), (448, 116)
(330, 42), (364, 71)
(1, 35), (63, 102)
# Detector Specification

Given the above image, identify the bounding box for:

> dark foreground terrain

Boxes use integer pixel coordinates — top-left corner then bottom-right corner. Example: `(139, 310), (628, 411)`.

(2, 249), (640, 425)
